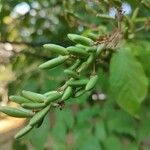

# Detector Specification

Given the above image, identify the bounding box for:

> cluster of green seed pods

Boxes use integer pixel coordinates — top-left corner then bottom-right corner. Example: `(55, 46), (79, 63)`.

(0, 33), (106, 139)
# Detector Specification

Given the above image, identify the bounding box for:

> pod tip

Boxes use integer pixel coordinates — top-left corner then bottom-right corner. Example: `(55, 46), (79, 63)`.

(9, 95), (14, 99)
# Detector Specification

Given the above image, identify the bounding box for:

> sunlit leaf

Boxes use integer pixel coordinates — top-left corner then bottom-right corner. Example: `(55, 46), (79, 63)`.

(110, 47), (148, 116)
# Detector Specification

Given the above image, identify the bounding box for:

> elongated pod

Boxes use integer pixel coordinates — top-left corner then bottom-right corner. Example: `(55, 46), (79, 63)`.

(85, 75), (98, 91)
(62, 86), (73, 101)
(43, 44), (68, 55)
(44, 91), (58, 97)
(0, 106), (33, 118)
(97, 14), (114, 20)
(86, 47), (97, 53)
(29, 105), (50, 126)
(87, 54), (95, 65)
(39, 56), (69, 69)
(75, 44), (89, 50)
(21, 103), (46, 109)
(9, 95), (32, 104)
(85, 32), (98, 40)
(69, 59), (81, 70)
(77, 62), (88, 72)
(15, 125), (33, 139)
(67, 79), (88, 86)
(67, 34), (94, 46)
(22, 90), (45, 103)
(131, 7), (139, 21)
(96, 44), (105, 56)
(45, 92), (62, 105)
(74, 89), (85, 97)
(36, 117), (44, 128)
(67, 46), (89, 57)
(64, 69), (79, 79)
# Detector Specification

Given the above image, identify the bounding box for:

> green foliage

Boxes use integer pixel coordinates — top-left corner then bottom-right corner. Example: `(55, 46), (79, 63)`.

(106, 110), (137, 137)
(110, 47), (148, 116)
(103, 136), (122, 150)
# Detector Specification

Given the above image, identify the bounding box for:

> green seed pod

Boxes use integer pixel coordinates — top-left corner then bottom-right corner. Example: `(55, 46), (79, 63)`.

(44, 91), (58, 97)
(87, 54), (95, 65)
(62, 86), (73, 101)
(67, 79), (88, 87)
(21, 103), (46, 109)
(15, 125), (33, 139)
(85, 32), (97, 40)
(66, 10), (80, 19)
(141, 1), (150, 10)
(75, 44), (89, 50)
(67, 46), (89, 57)
(43, 44), (68, 55)
(85, 75), (98, 91)
(131, 7), (139, 21)
(97, 14), (114, 20)
(134, 18), (147, 23)
(86, 47), (97, 53)
(9, 95), (32, 104)
(96, 44), (105, 56)
(67, 34), (94, 46)
(64, 69), (79, 78)
(29, 105), (50, 126)
(69, 59), (81, 70)
(36, 117), (44, 128)
(22, 90), (45, 103)
(0, 106), (33, 118)
(45, 92), (62, 105)
(74, 89), (85, 97)
(77, 62), (88, 72)
(39, 56), (69, 69)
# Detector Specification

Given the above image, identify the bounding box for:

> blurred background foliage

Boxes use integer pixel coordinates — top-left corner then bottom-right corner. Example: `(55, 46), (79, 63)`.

(0, 0), (150, 150)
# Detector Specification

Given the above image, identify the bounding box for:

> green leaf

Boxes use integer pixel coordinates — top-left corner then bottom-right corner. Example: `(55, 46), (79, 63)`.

(137, 119), (150, 142)
(51, 141), (67, 150)
(107, 110), (137, 138)
(94, 121), (107, 142)
(109, 47), (148, 116)
(51, 122), (67, 142)
(76, 134), (102, 150)
(51, 117), (67, 142)
(76, 107), (100, 128)
(123, 142), (139, 150)
(127, 41), (150, 78)
(103, 136), (122, 150)
(137, 41), (150, 77)
(55, 109), (74, 130)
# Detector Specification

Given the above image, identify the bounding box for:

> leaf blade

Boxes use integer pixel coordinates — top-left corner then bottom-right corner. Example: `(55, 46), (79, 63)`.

(109, 48), (148, 116)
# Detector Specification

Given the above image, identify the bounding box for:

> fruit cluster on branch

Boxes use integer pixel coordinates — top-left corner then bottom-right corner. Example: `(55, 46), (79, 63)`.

(0, 32), (117, 139)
